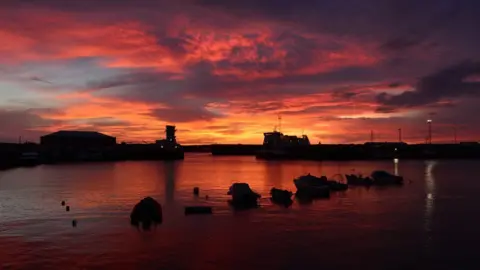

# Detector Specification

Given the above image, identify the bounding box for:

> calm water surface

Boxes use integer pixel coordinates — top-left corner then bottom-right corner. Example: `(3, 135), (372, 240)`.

(1, 154), (480, 269)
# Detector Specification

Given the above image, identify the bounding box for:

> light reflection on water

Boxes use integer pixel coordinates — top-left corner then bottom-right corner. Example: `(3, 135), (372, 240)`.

(424, 160), (436, 232)
(0, 154), (480, 269)
(394, 158), (399, 175)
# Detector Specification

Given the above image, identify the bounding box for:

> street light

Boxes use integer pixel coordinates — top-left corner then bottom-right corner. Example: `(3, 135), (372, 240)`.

(427, 119), (432, 144)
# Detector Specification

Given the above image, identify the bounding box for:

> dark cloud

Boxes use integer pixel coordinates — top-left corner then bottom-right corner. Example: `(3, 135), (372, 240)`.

(84, 60), (401, 119)
(280, 105), (347, 116)
(228, 101), (286, 114)
(194, 0), (478, 34)
(376, 61), (480, 112)
(0, 109), (60, 142)
(85, 70), (177, 92)
(157, 36), (190, 57)
(193, 0), (480, 68)
(379, 35), (424, 52)
(0, 0), (182, 12)
(332, 90), (358, 100)
(388, 82), (402, 88)
(30, 76), (52, 84)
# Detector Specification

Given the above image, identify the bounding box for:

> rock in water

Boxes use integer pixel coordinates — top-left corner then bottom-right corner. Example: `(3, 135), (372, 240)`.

(66, 206), (70, 212)
(61, 201), (66, 206)
(72, 219), (77, 227)
(130, 197), (163, 231)
(193, 187), (199, 196)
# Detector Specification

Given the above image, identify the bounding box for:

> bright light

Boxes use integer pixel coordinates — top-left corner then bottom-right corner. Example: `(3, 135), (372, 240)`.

(427, 119), (432, 123)
(394, 158), (399, 164)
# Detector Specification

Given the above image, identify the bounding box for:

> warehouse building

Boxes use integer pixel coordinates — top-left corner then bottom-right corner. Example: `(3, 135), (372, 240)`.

(40, 131), (116, 148)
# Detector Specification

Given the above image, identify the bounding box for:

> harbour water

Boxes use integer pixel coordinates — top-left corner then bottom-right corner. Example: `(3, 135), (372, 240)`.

(1, 154), (479, 269)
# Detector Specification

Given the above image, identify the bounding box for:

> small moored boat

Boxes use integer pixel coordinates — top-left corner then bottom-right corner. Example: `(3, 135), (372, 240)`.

(270, 188), (293, 206)
(371, 170), (403, 185)
(293, 174), (330, 198)
(327, 180), (348, 191)
(227, 183), (261, 208)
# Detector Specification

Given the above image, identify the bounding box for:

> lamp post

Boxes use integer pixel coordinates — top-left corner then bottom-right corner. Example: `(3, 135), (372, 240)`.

(427, 119), (432, 144)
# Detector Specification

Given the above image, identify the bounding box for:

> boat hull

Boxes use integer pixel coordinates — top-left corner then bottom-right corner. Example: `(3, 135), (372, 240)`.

(294, 180), (330, 198)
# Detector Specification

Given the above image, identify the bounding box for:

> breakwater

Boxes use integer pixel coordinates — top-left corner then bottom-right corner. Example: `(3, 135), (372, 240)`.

(210, 143), (480, 160)
(0, 143), (184, 170)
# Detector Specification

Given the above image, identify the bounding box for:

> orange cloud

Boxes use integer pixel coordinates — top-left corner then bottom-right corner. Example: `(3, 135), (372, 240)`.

(32, 92), (165, 141)
(0, 10), (183, 72)
(0, 8), (381, 80)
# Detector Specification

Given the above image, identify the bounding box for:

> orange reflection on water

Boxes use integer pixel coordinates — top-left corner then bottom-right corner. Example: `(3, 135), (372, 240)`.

(2, 155), (467, 269)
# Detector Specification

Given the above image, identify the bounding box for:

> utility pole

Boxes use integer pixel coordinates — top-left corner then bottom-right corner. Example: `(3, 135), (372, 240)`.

(398, 128), (402, 143)
(370, 130), (374, 142)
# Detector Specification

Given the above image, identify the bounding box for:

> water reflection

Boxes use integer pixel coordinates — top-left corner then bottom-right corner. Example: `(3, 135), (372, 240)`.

(424, 160), (437, 248)
(394, 158), (399, 176)
(2, 156), (480, 269)
(265, 162), (283, 189)
(164, 161), (178, 203)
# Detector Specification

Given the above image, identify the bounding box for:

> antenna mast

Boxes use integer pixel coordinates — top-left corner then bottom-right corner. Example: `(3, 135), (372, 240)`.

(278, 115), (282, 133)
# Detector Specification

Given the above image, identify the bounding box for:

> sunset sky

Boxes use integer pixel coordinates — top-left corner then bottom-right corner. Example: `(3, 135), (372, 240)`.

(1, 0), (480, 144)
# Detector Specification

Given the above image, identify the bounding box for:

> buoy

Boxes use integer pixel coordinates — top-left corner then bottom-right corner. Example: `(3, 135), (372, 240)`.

(72, 219), (77, 227)
(66, 206), (70, 212)
(61, 201), (65, 206)
(193, 187), (200, 196)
